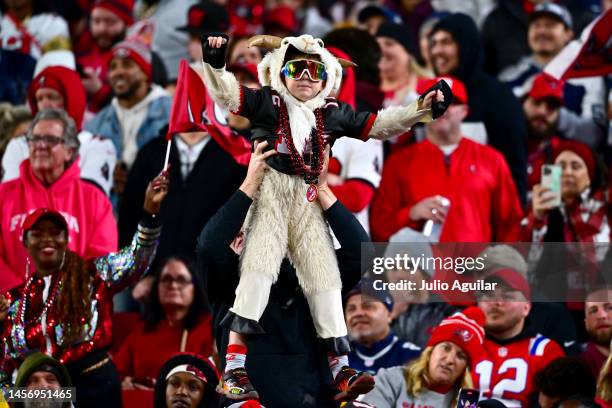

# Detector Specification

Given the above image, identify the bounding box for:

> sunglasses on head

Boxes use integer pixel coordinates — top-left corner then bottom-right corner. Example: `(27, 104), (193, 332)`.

(281, 59), (327, 82)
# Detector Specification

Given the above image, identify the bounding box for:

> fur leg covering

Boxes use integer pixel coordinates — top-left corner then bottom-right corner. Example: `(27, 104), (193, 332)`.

(305, 289), (348, 339)
(368, 101), (433, 140)
(231, 169), (292, 321)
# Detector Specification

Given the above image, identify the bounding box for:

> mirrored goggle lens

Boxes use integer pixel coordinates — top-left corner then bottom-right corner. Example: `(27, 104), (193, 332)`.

(283, 60), (327, 81)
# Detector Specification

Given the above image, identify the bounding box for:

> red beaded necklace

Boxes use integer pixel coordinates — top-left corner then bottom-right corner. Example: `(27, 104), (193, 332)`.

(278, 100), (327, 201)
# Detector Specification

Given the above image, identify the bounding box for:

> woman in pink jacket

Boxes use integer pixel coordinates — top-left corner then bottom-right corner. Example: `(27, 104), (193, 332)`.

(0, 109), (118, 292)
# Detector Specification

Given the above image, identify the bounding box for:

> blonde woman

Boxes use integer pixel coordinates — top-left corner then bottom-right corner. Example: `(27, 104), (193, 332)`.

(596, 339), (612, 407)
(361, 307), (485, 407)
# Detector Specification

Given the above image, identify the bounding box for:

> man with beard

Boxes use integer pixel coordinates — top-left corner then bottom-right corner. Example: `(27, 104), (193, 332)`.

(499, 2), (606, 149)
(580, 286), (612, 379)
(523, 72), (565, 192)
(344, 282), (420, 375)
(75, 0), (135, 111)
(475, 268), (564, 407)
(13, 352), (72, 408)
(85, 39), (171, 196)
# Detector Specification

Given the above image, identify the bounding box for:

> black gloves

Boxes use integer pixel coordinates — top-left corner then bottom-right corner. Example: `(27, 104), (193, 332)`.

(419, 79), (454, 119)
(201, 33), (230, 69)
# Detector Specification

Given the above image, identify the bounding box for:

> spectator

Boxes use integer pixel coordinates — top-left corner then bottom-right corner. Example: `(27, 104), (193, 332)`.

(375, 23), (423, 110)
(523, 140), (610, 243)
(416, 14), (442, 76)
(597, 339), (612, 408)
(475, 268), (565, 406)
(14, 352), (72, 408)
(0, 104), (31, 169)
(430, 12), (528, 205)
(262, 6), (299, 38)
(85, 39), (171, 196)
(115, 256), (214, 390)
(118, 126), (244, 273)
(2, 65), (117, 195)
(226, 35), (264, 66)
(370, 77), (523, 243)
(499, 3), (606, 149)
(0, 47), (36, 104)
(0, 171), (167, 406)
(384, 229), (458, 347)
(0, 109), (117, 292)
(356, 3), (403, 36)
(344, 281), (421, 374)
(177, 2), (229, 64)
(535, 357), (597, 408)
(361, 307), (485, 407)
(581, 286), (612, 379)
(0, 0), (70, 59)
(196, 144), (371, 407)
(153, 353), (220, 408)
(384, 0), (434, 43)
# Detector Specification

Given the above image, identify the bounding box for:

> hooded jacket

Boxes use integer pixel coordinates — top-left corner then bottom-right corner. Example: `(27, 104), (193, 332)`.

(0, 159), (117, 292)
(432, 13), (528, 206)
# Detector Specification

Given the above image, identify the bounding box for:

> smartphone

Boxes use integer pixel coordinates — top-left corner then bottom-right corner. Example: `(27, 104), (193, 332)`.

(541, 164), (562, 207)
(457, 388), (480, 408)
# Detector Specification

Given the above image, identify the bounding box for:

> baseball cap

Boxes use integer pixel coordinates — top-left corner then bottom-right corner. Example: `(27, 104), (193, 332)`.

(485, 268), (531, 300)
(176, 3), (229, 36)
(529, 2), (573, 29)
(357, 3), (402, 25)
(528, 72), (564, 104)
(263, 6), (298, 35)
(228, 63), (259, 84)
(21, 209), (68, 243)
(345, 279), (394, 312)
(417, 76), (468, 104)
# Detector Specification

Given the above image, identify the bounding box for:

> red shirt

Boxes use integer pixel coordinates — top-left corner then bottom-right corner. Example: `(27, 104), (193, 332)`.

(473, 331), (564, 407)
(113, 315), (214, 380)
(370, 138), (523, 242)
(580, 341), (609, 380)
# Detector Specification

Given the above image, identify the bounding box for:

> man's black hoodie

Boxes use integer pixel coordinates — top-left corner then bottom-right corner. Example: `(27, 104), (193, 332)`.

(432, 13), (528, 206)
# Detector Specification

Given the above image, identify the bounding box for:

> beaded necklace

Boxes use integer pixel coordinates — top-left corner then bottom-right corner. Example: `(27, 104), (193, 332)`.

(279, 100), (327, 202)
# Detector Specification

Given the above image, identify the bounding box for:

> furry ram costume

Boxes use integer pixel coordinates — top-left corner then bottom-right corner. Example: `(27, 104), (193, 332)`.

(201, 34), (448, 353)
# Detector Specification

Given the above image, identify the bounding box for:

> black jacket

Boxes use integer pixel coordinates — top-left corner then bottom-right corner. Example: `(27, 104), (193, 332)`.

(118, 135), (245, 269)
(196, 191), (371, 408)
(433, 13), (528, 206)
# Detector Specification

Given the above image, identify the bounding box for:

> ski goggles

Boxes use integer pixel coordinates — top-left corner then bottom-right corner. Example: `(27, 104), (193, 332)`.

(281, 59), (327, 82)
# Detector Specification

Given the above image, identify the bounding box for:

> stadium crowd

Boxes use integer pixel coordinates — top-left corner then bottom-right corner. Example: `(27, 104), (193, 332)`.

(0, 0), (611, 406)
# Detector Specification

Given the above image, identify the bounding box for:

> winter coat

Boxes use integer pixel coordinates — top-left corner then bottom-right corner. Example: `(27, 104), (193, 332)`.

(392, 296), (458, 348)
(349, 332), (421, 375)
(84, 91), (171, 162)
(370, 138), (523, 243)
(119, 135), (245, 270)
(196, 190), (370, 408)
(433, 12), (528, 206)
(0, 159), (117, 292)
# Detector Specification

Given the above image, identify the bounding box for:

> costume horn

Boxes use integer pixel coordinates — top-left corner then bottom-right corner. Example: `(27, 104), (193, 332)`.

(337, 58), (357, 68)
(248, 35), (283, 50)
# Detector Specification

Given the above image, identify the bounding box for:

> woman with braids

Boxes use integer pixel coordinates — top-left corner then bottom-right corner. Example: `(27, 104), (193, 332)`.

(0, 171), (169, 407)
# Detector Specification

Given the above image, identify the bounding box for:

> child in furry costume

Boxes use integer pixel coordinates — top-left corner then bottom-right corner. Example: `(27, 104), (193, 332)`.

(201, 33), (451, 403)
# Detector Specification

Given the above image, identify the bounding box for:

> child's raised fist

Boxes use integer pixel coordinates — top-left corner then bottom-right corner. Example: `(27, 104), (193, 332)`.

(201, 33), (230, 69)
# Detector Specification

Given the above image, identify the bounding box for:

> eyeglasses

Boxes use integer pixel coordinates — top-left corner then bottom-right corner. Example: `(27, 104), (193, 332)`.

(26, 134), (65, 147)
(281, 59), (327, 82)
(160, 275), (193, 288)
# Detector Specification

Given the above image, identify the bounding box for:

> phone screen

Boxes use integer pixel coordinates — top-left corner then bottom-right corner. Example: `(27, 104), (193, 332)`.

(457, 388), (480, 408)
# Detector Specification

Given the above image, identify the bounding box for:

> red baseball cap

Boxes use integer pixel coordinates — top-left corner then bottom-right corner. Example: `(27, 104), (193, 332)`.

(263, 6), (298, 34)
(21, 209), (68, 244)
(528, 73), (564, 104)
(228, 63), (259, 84)
(417, 76), (468, 105)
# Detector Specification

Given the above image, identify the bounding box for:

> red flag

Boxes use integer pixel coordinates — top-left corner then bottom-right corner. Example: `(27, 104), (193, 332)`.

(167, 60), (251, 165)
(545, 9), (612, 80)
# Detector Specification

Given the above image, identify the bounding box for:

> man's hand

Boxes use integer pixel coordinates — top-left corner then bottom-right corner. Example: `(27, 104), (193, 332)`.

(201, 33), (230, 69)
(132, 275), (154, 303)
(82, 67), (103, 96)
(409, 195), (448, 223)
(240, 141), (277, 198)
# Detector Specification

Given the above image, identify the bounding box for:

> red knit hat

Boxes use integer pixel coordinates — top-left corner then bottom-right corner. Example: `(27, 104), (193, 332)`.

(93, 0), (134, 26)
(553, 140), (596, 180)
(28, 66), (87, 129)
(417, 76), (468, 104)
(427, 306), (485, 364)
(112, 39), (152, 79)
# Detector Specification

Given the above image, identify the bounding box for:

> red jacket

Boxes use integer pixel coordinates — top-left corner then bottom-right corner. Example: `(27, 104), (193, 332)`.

(0, 159), (117, 292)
(113, 315), (214, 381)
(370, 138), (523, 242)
